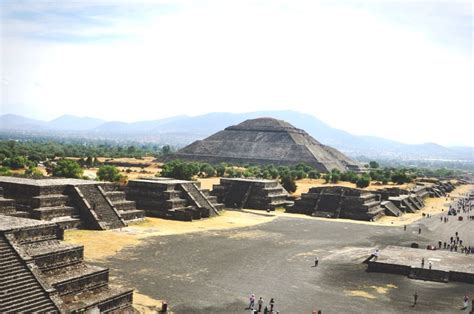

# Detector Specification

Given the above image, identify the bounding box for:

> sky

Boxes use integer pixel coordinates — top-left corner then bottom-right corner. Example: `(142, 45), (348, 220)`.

(1, 0), (472, 146)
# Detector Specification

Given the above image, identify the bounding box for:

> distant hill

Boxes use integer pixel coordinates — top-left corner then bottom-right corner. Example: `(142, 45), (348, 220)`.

(48, 115), (106, 131)
(0, 111), (473, 161)
(0, 114), (46, 130)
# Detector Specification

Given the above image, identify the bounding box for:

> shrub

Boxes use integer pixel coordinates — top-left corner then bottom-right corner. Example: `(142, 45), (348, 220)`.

(52, 159), (84, 178)
(280, 175), (297, 193)
(97, 165), (122, 182)
(307, 170), (320, 179)
(356, 175), (371, 188)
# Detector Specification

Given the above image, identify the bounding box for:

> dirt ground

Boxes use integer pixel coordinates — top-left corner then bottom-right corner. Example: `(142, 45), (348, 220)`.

(64, 211), (276, 261)
(197, 177), (220, 190)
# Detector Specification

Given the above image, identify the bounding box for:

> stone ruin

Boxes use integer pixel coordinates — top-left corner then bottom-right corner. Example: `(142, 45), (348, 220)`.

(287, 186), (385, 221)
(0, 215), (133, 312)
(417, 179), (456, 197)
(126, 178), (224, 221)
(0, 177), (145, 230)
(172, 117), (364, 173)
(211, 178), (293, 210)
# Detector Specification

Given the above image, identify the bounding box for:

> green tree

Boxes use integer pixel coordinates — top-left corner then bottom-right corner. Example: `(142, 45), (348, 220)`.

(3, 156), (28, 169)
(97, 165), (123, 182)
(161, 145), (172, 155)
(200, 163), (216, 177)
(52, 159), (84, 178)
(330, 172), (340, 183)
(307, 170), (320, 179)
(369, 161), (379, 169)
(0, 167), (12, 176)
(356, 175), (371, 188)
(280, 175), (297, 193)
(391, 171), (411, 185)
(160, 160), (200, 180)
(215, 164), (226, 177)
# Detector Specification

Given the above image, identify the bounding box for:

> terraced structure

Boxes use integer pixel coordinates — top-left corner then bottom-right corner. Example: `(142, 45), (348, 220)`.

(0, 216), (133, 313)
(0, 177), (145, 230)
(211, 178), (292, 210)
(173, 117), (364, 172)
(126, 178), (223, 221)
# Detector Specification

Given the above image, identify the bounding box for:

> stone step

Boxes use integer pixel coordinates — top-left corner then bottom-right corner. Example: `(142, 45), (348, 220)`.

(2, 273), (37, 289)
(31, 206), (78, 220)
(66, 287), (133, 313)
(364, 201), (381, 208)
(26, 242), (84, 271)
(31, 194), (70, 208)
(44, 264), (109, 296)
(0, 288), (46, 309)
(1, 293), (56, 313)
(105, 190), (126, 200)
(51, 216), (82, 230)
(119, 209), (146, 221)
(113, 200), (136, 211)
(0, 283), (41, 304)
(10, 224), (60, 244)
(9, 211), (31, 218)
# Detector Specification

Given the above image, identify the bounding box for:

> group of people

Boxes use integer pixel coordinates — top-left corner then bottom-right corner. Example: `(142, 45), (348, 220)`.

(435, 231), (472, 255)
(248, 294), (276, 314)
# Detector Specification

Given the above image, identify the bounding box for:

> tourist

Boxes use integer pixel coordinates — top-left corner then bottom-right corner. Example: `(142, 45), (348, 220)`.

(413, 292), (418, 306)
(463, 295), (469, 309)
(429, 262), (432, 270)
(270, 298), (275, 311)
(258, 297), (263, 312)
(418, 227), (421, 234)
(249, 294), (255, 309)
(421, 258), (424, 268)
(315, 257), (319, 267)
(263, 306), (268, 314)
(404, 225), (406, 231)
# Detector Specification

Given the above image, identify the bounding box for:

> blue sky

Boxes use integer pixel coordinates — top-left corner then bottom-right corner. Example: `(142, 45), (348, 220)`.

(1, 0), (472, 146)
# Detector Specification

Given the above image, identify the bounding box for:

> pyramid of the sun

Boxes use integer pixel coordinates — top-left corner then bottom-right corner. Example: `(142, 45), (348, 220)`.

(173, 117), (363, 172)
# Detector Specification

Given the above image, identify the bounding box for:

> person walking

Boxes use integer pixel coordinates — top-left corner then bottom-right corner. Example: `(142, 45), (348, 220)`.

(249, 294), (255, 310)
(413, 292), (418, 306)
(269, 298), (275, 312)
(258, 297), (263, 312)
(314, 257), (319, 267)
(421, 258), (425, 268)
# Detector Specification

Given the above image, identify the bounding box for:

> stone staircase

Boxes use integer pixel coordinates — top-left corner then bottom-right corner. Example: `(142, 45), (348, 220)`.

(0, 234), (59, 313)
(101, 184), (146, 222)
(0, 187), (30, 218)
(290, 186), (385, 221)
(0, 216), (134, 312)
(126, 178), (223, 221)
(381, 201), (403, 217)
(211, 178), (292, 210)
(180, 182), (220, 216)
(74, 185), (126, 230)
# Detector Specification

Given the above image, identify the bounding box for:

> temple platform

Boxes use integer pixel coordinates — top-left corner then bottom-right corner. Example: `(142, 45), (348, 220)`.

(367, 245), (474, 284)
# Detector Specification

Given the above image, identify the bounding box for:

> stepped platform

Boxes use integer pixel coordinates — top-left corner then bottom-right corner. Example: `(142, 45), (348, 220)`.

(0, 177), (144, 230)
(381, 201), (403, 217)
(366, 246), (474, 284)
(126, 178), (223, 221)
(211, 178), (292, 210)
(289, 186), (385, 221)
(0, 215), (135, 312)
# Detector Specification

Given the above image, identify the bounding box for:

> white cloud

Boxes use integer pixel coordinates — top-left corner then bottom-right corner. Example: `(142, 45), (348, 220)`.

(1, 1), (472, 146)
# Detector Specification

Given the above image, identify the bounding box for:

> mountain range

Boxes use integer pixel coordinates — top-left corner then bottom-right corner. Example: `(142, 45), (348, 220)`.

(1, 112), (473, 162)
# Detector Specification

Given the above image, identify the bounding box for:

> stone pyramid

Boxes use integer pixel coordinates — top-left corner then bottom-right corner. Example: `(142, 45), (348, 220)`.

(173, 117), (363, 172)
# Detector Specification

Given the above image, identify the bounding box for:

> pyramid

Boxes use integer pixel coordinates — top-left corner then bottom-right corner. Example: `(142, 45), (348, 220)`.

(173, 117), (363, 172)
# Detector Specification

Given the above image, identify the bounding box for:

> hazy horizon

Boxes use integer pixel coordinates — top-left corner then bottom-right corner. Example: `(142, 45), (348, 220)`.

(1, 0), (472, 146)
